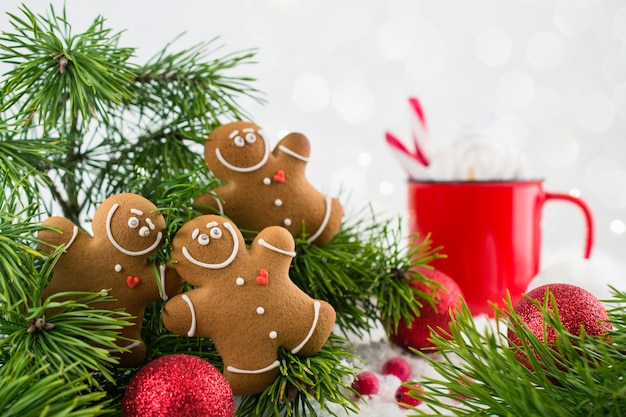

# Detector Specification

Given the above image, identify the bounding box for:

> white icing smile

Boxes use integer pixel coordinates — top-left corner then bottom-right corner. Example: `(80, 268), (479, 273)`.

(106, 203), (163, 257)
(215, 129), (270, 173)
(182, 222), (239, 269)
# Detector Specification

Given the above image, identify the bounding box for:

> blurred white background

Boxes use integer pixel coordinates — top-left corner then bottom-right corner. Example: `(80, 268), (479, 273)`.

(2, 0), (625, 274)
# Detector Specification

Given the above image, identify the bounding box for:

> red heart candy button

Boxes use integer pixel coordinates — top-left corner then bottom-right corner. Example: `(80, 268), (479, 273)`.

(273, 170), (285, 183)
(256, 269), (269, 285)
(126, 276), (140, 288)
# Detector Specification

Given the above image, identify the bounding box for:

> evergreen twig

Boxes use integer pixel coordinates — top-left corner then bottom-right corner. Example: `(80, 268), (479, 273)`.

(236, 335), (360, 417)
(0, 359), (114, 417)
(292, 210), (440, 337)
(410, 290), (626, 416)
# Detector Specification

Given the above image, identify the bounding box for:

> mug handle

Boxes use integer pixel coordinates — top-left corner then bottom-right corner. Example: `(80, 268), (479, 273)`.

(544, 192), (594, 259)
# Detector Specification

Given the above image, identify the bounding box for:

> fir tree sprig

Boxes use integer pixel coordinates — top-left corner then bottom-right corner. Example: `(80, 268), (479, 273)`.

(291, 211), (439, 337)
(409, 290), (626, 416)
(375, 230), (443, 334)
(0, 132), (61, 202)
(1, 289), (135, 388)
(0, 4), (136, 129)
(0, 189), (49, 305)
(0, 358), (114, 417)
(236, 334), (359, 417)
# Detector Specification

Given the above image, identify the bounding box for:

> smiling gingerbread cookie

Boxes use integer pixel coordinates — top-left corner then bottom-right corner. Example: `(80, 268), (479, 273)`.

(39, 193), (182, 367)
(162, 214), (336, 396)
(194, 121), (343, 246)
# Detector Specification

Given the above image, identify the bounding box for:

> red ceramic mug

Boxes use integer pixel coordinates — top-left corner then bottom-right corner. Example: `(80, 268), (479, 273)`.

(408, 180), (594, 317)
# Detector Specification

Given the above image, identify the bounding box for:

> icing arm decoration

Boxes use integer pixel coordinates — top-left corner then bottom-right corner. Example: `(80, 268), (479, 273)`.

(258, 238), (296, 257)
(278, 144), (310, 162)
(181, 294), (197, 337)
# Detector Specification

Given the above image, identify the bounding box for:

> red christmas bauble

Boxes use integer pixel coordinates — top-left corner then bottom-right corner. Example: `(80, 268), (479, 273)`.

(508, 283), (611, 348)
(122, 354), (234, 417)
(389, 267), (463, 351)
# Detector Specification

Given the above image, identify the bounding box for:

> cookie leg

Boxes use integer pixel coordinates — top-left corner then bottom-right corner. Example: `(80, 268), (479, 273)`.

(221, 351), (282, 396)
(289, 300), (336, 357)
(113, 339), (146, 368)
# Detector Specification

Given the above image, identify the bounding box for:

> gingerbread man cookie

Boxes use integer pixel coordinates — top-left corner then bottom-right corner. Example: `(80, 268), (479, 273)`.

(39, 193), (182, 367)
(194, 121), (343, 246)
(162, 214), (336, 396)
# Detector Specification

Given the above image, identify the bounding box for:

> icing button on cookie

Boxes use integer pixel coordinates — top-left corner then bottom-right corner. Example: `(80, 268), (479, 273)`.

(269, 331), (278, 339)
(236, 277), (245, 286)
(256, 306), (265, 315)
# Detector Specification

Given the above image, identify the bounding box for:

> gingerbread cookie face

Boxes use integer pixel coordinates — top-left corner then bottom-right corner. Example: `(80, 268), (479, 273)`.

(162, 215), (336, 396)
(194, 121), (343, 246)
(39, 193), (182, 367)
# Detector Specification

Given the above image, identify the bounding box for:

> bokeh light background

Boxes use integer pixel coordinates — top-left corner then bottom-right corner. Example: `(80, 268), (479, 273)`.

(3, 0), (625, 272)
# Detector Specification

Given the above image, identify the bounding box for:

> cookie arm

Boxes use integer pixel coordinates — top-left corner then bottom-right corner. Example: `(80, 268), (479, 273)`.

(163, 290), (215, 338)
(193, 190), (224, 215)
(251, 226), (296, 263)
(38, 216), (83, 255)
(274, 133), (310, 175)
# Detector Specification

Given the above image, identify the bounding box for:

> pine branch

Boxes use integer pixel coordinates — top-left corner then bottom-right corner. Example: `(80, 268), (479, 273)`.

(411, 290), (626, 416)
(236, 335), (359, 417)
(0, 359), (114, 417)
(0, 4), (136, 130)
(291, 210), (440, 337)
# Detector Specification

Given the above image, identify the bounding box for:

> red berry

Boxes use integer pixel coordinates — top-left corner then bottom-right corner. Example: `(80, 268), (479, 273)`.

(395, 383), (423, 408)
(351, 371), (379, 396)
(381, 357), (411, 381)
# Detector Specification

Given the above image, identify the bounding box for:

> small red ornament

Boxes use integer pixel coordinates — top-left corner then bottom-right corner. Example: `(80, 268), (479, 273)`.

(121, 354), (234, 417)
(508, 283), (611, 347)
(351, 371), (380, 396)
(381, 357), (411, 381)
(395, 383), (423, 408)
(389, 267), (463, 351)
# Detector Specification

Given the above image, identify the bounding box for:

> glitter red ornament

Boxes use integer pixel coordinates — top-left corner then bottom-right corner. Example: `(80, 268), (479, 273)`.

(508, 283), (611, 348)
(389, 267), (463, 351)
(121, 354), (235, 417)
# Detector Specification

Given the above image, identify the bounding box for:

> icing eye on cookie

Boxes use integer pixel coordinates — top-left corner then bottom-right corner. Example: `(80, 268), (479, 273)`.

(128, 217), (140, 228)
(243, 128), (257, 144)
(210, 226), (223, 239)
